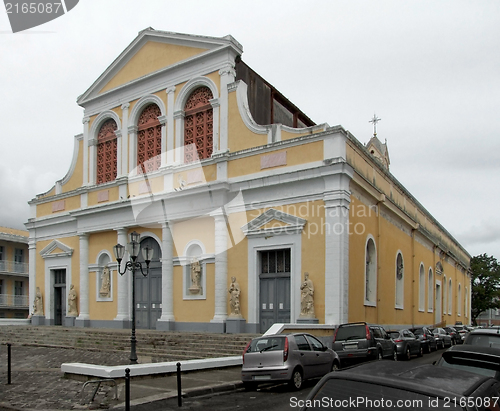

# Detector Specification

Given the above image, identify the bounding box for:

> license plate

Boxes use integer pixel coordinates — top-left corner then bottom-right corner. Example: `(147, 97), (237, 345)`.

(344, 343), (358, 351)
(254, 375), (271, 381)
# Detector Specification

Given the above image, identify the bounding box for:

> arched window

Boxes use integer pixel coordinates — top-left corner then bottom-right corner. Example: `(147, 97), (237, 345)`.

(395, 253), (404, 308)
(365, 238), (377, 305)
(418, 264), (425, 311)
(458, 283), (462, 316)
(137, 104), (162, 173)
(428, 268), (434, 312)
(448, 278), (452, 315)
(184, 87), (214, 163)
(97, 119), (117, 184)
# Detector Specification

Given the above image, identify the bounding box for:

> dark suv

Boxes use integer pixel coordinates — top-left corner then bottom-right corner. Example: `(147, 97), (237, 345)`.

(410, 326), (437, 353)
(332, 322), (397, 366)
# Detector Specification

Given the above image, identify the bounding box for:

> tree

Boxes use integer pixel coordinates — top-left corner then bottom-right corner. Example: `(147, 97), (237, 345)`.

(470, 253), (500, 325)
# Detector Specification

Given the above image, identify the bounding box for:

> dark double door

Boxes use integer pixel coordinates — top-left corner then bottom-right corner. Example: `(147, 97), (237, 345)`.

(259, 249), (291, 333)
(53, 269), (66, 326)
(135, 237), (162, 329)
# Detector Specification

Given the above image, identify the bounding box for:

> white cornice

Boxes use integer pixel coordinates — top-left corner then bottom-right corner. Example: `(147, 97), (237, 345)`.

(39, 239), (74, 259)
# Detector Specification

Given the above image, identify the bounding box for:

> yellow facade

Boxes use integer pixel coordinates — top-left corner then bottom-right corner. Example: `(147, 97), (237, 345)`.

(27, 29), (470, 333)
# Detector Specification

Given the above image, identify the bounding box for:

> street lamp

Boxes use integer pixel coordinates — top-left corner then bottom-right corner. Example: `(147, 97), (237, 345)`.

(113, 231), (154, 364)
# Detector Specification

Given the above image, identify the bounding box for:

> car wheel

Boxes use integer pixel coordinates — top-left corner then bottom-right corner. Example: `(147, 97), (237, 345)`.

(393, 349), (398, 361)
(243, 382), (257, 391)
(418, 345), (423, 357)
(377, 349), (383, 360)
(424, 343), (430, 354)
(289, 368), (303, 390)
(331, 361), (340, 372)
(405, 346), (411, 361)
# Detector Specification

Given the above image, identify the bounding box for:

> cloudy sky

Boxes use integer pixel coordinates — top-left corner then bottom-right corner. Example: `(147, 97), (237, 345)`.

(0, 0), (499, 258)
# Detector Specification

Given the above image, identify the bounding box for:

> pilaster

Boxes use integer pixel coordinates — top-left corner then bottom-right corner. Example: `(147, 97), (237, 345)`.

(76, 233), (90, 326)
(157, 222), (175, 330)
(120, 103), (130, 176)
(210, 212), (228, 331)
(114, 228), (130, 324)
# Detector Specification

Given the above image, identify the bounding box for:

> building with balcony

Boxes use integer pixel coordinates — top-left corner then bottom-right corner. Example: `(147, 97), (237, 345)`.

(26, 29), (470, 332)
(0, 227), (29, 319)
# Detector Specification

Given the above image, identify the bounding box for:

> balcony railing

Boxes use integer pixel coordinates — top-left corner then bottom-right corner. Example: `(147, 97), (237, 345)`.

(0, 294), (29, 308)
(0, 260), (28, 275)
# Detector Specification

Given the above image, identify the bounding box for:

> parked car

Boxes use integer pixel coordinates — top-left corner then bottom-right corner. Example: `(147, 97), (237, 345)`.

(410, 326), (437, 353)
(387, 329), (423, 360)
(436, 344), (500, 380)
(444, 326), (461, 345)
(431, 327), (453, 348)
(332, 322), (397, 366)
(464, 327), (500, 348)
(298, 361), (500, 411)
(453, 324), (470, 342)
(241, 333), (339, 390)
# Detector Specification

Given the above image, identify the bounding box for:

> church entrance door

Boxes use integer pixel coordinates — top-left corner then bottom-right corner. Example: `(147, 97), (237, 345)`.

(53, 269), (66, 326)
(259, 249), (291, 333)
(135, 237), (162, 330)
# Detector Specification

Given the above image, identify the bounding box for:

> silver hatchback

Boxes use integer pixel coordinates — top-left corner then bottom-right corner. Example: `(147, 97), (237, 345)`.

(241, 333), (339, 390)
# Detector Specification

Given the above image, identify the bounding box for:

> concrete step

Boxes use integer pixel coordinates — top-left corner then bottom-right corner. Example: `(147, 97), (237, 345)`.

(0, 325), (258, 360)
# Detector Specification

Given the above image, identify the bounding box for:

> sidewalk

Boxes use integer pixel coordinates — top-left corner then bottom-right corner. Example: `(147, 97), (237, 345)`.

(0, 344), (243, 410)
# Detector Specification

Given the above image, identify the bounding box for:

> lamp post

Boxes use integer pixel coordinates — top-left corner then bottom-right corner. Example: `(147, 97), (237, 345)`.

(113, 231), (154, 364)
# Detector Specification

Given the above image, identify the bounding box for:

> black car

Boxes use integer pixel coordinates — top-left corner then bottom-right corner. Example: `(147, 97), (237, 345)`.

(387, 329), (423, 360)
(444, 326), (462, 345)
(332, 322), (397, 366)
(299, 361), (500, 410)
(465, 327), (500, 348)
(410, 326), (437, 353)
(436, 344), (500, 380)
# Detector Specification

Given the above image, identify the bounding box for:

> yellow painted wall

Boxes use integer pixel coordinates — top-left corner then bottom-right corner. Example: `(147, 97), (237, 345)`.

(88, 187), (120, 207)
(99, 42), (209, 94)
(36, 195), (81, 218)
(227, 227), (248, 318)
(170, 218), (215, 257)
(173, 262), (215, 322)
(62, 138), (84, 193)
(228, 141), (323, 179)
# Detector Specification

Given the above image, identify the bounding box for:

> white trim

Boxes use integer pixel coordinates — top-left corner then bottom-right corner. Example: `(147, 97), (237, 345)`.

(39, 240), (74, 259)
(395, 250), (404, 310)
(427, 267), (434, 313)
(418, 262), (425, 312)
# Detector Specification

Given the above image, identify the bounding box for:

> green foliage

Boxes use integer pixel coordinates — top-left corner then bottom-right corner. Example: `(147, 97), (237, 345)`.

(471, 253), (500, 325)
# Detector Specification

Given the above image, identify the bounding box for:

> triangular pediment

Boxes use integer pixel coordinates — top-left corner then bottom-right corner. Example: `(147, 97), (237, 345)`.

(78, 28), (243, 106)
(242, 208), (306, 237)
(40, 240), (74, 259)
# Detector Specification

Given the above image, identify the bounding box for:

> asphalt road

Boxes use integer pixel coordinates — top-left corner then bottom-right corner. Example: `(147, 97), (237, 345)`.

(131, 349), (443, 411)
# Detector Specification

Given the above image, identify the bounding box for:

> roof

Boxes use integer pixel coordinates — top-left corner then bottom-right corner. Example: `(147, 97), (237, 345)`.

(0, 227), (29, 244)
(328, 361), (490, 397)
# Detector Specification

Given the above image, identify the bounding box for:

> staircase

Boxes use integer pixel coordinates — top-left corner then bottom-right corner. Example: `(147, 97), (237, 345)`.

(0, 325), (259, 362)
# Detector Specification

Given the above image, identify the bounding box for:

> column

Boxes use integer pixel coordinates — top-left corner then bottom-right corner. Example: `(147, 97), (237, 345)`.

(218, 64), (236, 153)
(157, 222), (175, 330)
(28, 238), (36, 315)
(166, 86), (175, 165)
(82, 117), (90, 185)
(76, 233), (90, 327)
(114, 228), (130, 325)
(120, 103), (130, 176)
(323, 174), (352, 325)
(211, 212), (228, 332)
(173, 110), (184, 164)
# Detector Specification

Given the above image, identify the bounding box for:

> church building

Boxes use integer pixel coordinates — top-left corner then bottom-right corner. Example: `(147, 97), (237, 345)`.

(26, 29), (471, 333)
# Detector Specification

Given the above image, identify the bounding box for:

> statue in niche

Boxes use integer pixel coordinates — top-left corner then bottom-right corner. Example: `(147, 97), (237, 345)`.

(300, 272), (315, 318)
(99, 266), (111, 298)
(67, 284), (78, 317)
(33, 287), (44, 316)
(189, 258), (202, 294)
(228, 276), (242, 317)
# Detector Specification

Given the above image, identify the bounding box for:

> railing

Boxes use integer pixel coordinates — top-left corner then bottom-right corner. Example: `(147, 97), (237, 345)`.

(0, 260), (28, 275)
(0, 294), (29, 308)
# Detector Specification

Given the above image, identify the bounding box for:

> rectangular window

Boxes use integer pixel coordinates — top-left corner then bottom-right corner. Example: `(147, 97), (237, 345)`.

(14, 248), (24, 273)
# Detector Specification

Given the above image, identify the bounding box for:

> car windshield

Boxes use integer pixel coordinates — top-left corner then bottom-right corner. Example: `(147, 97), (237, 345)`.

(304, 379), (462, 410)
(467, 334), (500, 349)
(412, 329), (424, 335)
(247, 337), (285, 353)
(335, 325), (366, 341)
(388, 332), (400, 339)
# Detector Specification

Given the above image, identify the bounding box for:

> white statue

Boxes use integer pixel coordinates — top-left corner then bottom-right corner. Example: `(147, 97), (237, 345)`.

(67, 284), (78, 317)
(228, 276), (242, 317)
(99, 266), (111, 298)
(33, 287), (44, 316)
(189, 258), (202, 294)
(300, 272), (315, 318)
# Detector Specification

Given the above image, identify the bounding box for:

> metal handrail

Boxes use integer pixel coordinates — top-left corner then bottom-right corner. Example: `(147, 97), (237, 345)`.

(0, 294), (29, 308)
(0, 260), (28, 274)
